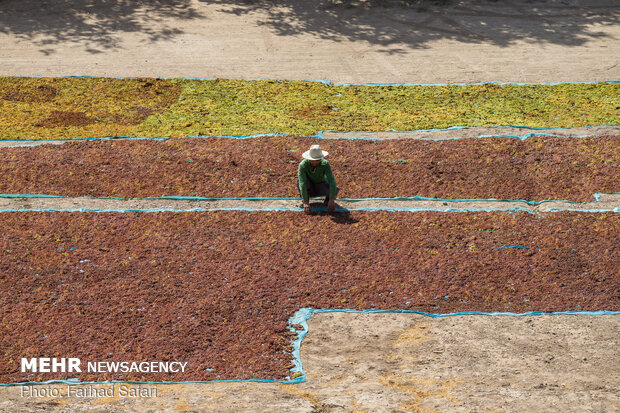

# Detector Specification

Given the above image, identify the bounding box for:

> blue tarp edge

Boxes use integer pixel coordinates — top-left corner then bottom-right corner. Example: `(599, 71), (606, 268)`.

(2, 193), (618, 206)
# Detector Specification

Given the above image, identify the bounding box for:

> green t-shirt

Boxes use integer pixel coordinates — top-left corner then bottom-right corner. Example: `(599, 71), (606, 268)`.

(297, 159), (337, 203)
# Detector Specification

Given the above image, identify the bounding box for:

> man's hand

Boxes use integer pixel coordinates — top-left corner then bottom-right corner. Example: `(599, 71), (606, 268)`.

(327, 199), (335, 213)
(303, 203), (312, 214)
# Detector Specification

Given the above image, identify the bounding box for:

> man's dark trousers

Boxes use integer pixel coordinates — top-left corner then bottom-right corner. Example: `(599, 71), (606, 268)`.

(297, 178), (339, 203)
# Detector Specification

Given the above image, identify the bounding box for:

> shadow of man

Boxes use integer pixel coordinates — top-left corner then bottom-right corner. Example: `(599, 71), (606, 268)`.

(307, 201), (359, 225)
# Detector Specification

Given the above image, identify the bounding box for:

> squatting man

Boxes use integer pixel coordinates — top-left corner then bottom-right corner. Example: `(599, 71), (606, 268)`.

(297, 144), (339, 214)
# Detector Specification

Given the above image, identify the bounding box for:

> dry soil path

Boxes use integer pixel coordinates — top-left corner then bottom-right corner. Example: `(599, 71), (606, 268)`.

(1, 194), (619, 214)
(0, 0), (618, 83)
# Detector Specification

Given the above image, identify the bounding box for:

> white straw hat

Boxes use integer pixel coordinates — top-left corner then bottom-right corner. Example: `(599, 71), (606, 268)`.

(302, 144), (328, 160)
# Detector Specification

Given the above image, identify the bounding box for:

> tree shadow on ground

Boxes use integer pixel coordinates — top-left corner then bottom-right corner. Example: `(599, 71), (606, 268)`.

(0, 0), (617, 55)
(207, 0), (618, 53)
(0, 0), (204, 54)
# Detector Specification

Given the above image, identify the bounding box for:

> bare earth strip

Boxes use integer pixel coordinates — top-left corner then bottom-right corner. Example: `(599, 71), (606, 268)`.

(1, 194), (619, 213)
(0, 0), (618, 83)
(2, 126), (620, 148)
(1, 313), (617, 412)
(320, 126), (620, 140)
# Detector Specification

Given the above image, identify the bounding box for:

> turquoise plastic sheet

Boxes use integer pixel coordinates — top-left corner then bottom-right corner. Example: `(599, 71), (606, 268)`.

(1, 78), (617, 385)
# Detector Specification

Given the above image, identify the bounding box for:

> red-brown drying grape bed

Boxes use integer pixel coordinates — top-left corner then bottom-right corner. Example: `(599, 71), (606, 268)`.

(1, 210), (618, 383)
(0, 135), (618, 201)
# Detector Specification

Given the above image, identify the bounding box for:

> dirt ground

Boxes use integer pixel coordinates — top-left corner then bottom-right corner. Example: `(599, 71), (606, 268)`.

(1, 193), (619, 214)
(0, 313), (618, 412)
(1, 0), (619, 411)
(2, 126), (619, 148)
(0, 0), (618, 83)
